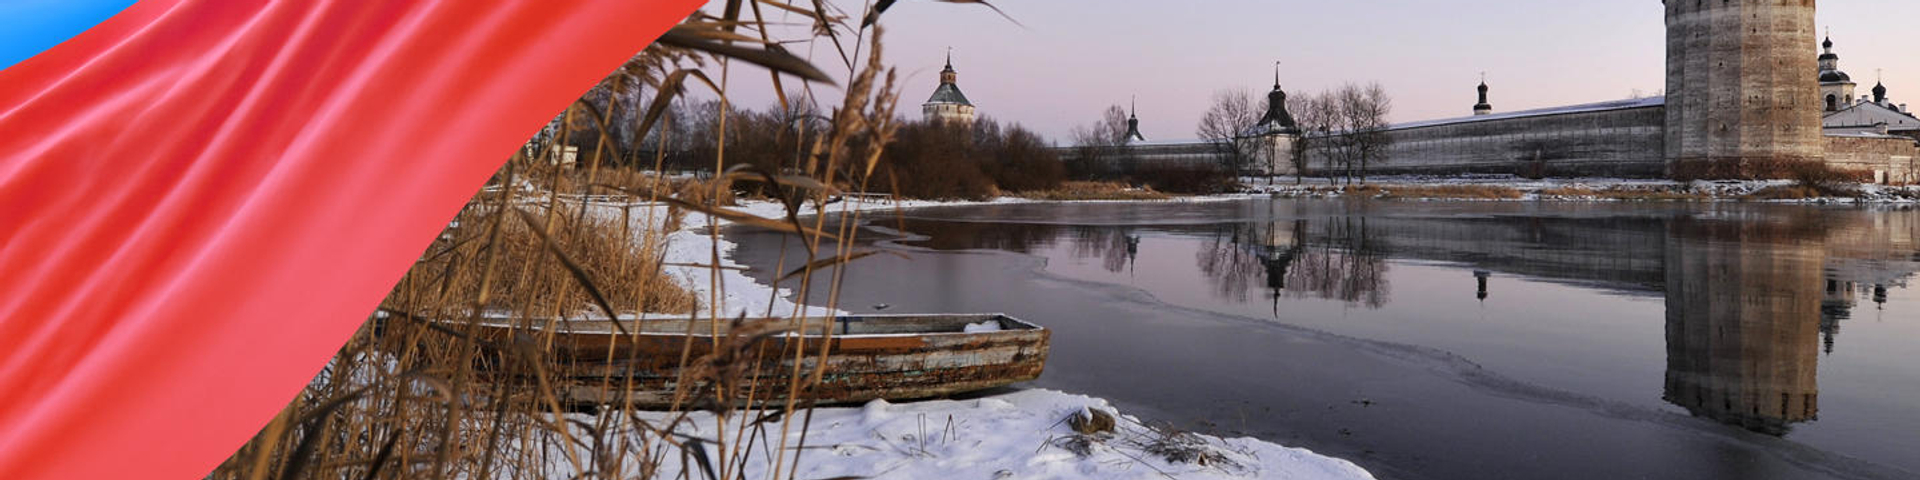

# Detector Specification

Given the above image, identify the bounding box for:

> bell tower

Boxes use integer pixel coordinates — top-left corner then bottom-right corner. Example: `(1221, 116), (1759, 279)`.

(1663, 0), (1823, 178)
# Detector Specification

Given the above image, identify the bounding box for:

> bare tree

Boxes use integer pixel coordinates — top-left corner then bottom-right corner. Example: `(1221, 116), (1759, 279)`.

(1291, 91), (1337, 183)
(1336, 82), (1393, 184)
(1295, 83), (1393, 185)
(1068, 104), (1132, 178)
(1196, 88), (1265, 178)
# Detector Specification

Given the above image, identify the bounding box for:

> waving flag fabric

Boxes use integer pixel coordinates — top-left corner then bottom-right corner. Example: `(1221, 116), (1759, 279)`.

(0, 1), (702, 478)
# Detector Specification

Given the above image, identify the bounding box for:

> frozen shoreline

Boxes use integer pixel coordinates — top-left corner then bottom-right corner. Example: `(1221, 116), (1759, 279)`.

(635, 195), (1377, 480)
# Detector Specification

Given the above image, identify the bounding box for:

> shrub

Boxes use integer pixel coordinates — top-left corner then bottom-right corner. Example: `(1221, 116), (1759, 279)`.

(1743, 185), (1824, 200)
(873, 121), (999, 200)
(1131, 163), (1238, 194)
(981, 124), (1067, 192)
(1787, 161), (1866, 197)
(874, 118), (1068, 200)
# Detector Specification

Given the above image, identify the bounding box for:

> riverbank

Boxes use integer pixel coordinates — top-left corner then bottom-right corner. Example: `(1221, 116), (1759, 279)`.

(646, 196), (1377, 480)
(1240, 174), (1920, 202)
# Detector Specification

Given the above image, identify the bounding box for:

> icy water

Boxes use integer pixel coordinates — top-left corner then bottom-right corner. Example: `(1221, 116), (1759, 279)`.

(728, 199), (1920, 480)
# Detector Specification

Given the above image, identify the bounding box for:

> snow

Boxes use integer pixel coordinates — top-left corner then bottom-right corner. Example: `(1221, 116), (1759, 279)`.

(555, 389), (1376, 480)
(963, 319), (1004, 333)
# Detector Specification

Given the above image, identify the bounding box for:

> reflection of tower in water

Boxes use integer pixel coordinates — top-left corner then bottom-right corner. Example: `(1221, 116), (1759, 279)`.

(1663, 220), (1823, 436)
(1821, 279), (1857, 355)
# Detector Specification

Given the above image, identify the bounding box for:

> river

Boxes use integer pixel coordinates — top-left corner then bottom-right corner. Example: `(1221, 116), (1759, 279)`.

(726, 199), (1920, 480)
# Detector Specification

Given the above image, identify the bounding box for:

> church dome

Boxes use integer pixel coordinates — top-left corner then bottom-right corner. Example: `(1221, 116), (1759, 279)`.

(1821, 70), (1853, 83)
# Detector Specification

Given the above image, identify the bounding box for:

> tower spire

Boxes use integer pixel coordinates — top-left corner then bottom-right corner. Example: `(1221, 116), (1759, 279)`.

(939, 48), (958, 85)
(1123, 95), (1146, 143)
(1257, 65), (1299, 134)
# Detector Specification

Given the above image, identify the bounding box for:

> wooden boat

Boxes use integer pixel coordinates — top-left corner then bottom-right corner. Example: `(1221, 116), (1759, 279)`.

(466, 313), (1049, 409)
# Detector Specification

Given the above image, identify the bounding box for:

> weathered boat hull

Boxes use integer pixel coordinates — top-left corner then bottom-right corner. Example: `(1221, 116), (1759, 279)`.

(467, 314), (1049, 409)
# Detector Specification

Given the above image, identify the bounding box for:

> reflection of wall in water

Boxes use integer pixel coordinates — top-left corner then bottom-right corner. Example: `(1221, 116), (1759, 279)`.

(1662, 219), (1823, 435)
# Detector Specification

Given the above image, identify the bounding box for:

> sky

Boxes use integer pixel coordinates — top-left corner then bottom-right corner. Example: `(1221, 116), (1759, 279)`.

(701, 0), (1916, 143)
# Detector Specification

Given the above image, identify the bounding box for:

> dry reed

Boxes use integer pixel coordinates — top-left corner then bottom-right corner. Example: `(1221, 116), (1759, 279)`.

(204, 1), (943, 478)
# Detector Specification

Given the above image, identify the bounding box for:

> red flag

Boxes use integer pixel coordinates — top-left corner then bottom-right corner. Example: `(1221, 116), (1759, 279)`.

(0, 1), (701, 478)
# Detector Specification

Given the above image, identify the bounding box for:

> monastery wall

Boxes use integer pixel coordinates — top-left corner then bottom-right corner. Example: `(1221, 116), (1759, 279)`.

(1304, 102), (1669, 178)
(1825, 135), (1920, 185)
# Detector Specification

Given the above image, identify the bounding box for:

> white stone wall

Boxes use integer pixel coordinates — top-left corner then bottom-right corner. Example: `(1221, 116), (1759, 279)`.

(922, 103), (975, 125)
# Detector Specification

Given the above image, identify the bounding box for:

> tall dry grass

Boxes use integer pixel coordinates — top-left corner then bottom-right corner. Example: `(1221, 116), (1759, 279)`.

(202, 1), (956, 478)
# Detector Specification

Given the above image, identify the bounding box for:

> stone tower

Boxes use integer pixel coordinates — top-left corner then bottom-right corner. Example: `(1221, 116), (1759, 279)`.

(921, 49), (977, 125)
(1663, 0), (1823, 178)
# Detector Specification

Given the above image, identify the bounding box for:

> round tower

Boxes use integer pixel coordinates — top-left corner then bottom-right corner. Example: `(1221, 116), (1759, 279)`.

(1663, 0), (1823, 179)
(921, 49), (977, 125)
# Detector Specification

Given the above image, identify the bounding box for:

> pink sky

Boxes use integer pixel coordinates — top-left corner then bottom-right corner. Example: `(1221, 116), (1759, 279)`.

(704, 0), (1916, 143)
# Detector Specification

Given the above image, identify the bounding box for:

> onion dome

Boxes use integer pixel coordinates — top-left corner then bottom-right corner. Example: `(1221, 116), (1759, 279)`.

(1472, 79), (1493, 115)
(1818, 36), (1851, 83)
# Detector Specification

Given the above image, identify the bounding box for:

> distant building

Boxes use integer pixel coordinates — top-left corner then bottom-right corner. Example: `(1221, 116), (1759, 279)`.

(1062, 2), (1919, 183)
(1058, 75), (1305, 175)
(1819, 37), (1859, 112)
(1243, 74), (1303, 174)
(921, 51), (976, 125)
(1820, 52), (1919, 142)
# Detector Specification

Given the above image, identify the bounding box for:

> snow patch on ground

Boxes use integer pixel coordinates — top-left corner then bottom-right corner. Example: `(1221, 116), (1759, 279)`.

(602, 389), (1375, 480)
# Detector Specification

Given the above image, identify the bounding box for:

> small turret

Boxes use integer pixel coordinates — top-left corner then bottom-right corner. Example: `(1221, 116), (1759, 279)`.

(940, 49), (958, 85)
(1124, 96), (1147, 143)
(1473, 74), (1493, 116)
(1252, 62), (1300, 135)
(1818, 34), (1858, 111)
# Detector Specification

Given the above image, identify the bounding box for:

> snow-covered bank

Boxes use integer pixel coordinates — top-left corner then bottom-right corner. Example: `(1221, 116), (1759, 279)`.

(609, 389), (1375, 480)
(623, 195), (1375, 480)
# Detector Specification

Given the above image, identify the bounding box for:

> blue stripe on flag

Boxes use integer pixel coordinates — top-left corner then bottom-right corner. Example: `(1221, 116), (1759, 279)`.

(0, 0), (137, 71)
